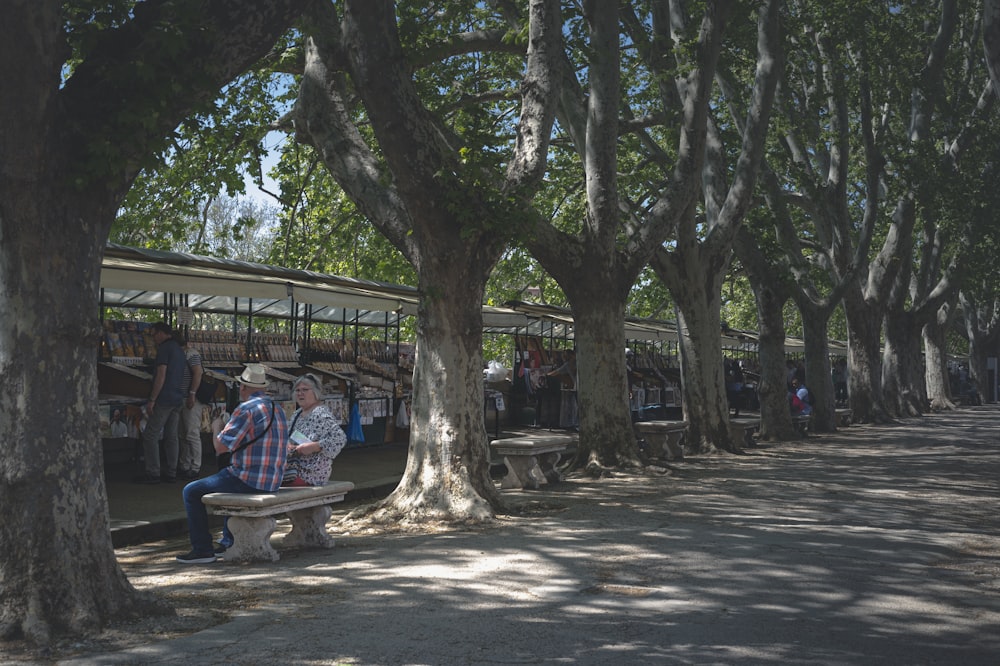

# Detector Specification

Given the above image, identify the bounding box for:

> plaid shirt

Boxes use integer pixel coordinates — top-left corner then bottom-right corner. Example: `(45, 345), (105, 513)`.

(219, 392), (288, 491)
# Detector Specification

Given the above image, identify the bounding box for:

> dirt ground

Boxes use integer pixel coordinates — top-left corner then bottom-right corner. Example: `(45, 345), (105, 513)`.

(5, 407), (1000, 665)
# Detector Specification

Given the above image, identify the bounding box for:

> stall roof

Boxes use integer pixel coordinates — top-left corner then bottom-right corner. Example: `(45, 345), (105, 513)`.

(100, 245), (842, 355)
(101, 244), (418, 326)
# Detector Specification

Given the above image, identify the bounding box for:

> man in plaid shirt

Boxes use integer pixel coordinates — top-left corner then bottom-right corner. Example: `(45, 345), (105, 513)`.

(176, 364), (288, 564)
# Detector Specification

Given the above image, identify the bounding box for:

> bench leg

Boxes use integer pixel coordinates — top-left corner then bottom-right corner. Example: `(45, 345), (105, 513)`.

(536, 451), (563, 484)
(664, 433), (685, 460)
(643, 437), (665, 459)
(224, 516), (280, 563)
(284, 505), (335, 549)
(501, 455), (545, 490)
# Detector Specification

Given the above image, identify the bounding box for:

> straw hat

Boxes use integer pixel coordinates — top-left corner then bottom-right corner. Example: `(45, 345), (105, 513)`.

(236, 363), (269, 389)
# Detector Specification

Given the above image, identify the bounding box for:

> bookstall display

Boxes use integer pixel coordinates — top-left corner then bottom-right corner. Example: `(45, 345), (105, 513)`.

(627, 345), (681, 421)
(304, 337), (403, 447)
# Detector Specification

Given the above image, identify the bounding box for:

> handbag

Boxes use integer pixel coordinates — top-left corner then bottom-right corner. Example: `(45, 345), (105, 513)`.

(216, 401), (276, 469)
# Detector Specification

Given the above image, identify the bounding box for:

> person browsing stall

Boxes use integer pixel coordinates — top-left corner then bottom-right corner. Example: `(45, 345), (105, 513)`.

(176, 363), (288, 564)
(283, 373), (347, 487)
(140, 321), (187, 484)
(178, 336), (205, 479)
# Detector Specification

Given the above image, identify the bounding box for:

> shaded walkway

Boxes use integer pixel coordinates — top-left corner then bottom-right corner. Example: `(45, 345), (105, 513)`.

(23, 408), (1000, 664)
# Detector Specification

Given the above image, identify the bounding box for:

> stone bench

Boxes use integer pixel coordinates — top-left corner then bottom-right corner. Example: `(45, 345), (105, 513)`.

(634, 420), (688, 460)
(729, 418), (760, 448)
(835, 408), (853, 426)
(202, 481), (355, 563)
(791, 413), (811, 436)
(490, 433), (576, 490)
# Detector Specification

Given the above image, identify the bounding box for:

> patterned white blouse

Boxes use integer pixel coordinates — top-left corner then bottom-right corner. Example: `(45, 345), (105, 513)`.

(285, 404), (347, 486)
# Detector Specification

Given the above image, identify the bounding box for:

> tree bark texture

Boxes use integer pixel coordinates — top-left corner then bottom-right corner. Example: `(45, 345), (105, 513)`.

(0, 196), (158, 643)
(295, 0), (561, 520)
(842, 286), (889, 424)
(0, 0), (309, 644)
(801, 312), (837, 433)
(985, 0), (1000, 93)
(961, 291), (999, 404)
(570, 293), (641, 473)
(882, 309), (928, 416)
(653, 239), (736, 454)
(382, 263), (500, 523)
(735, 230), (798, 441)
(923, 299), (959, 411)
(673, 300), (733, 454)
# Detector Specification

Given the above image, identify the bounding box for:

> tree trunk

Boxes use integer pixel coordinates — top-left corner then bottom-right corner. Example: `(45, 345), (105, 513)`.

(571, 294), (642, 473)
(961, 291), (999, 405)
(0, 200), (168, 642)
(842, 286), (890, 423)
(366, 262), (500, 523)
(674, 303), (733, 453)
(753, 283), (797, 440)
(660, 241), (737, 455)
(298, 0), (562, 521)
(924, 300), (958, 411)
(883, 310), (928, 417)
(735, 230), (797, 441)
(1, 0), (307, 643)
(801, 311), (836, 432)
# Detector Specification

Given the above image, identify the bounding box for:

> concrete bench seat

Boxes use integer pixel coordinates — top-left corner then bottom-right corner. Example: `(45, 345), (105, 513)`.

(791, 414), (811, 436)
(202, 481), (354, 562)
(634, 420), (688, 460)
(490, 433), (576, 490)
(729, 418), (760, 448)
(835, 408), (853, 426)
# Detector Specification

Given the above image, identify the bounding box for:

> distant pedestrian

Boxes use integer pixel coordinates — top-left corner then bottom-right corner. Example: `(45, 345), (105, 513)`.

(178, 336), (205, 480)
(109, 408), (128, 438)
(726, 358), (745, 417)
(139, 322), (186, 484)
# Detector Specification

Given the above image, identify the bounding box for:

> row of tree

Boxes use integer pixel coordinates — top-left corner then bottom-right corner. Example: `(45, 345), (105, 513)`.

(3, 0), (1000, 646)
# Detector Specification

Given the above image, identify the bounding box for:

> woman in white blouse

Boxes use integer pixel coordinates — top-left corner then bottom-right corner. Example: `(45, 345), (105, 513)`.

(283, 374), (347, 486)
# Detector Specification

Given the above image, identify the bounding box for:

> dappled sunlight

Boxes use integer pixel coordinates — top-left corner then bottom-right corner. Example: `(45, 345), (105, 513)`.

(89, 408), (1000, 664)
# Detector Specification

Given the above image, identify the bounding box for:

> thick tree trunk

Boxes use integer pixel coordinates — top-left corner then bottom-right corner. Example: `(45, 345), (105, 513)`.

(924, 301), (958, 411)
(753, 287), (798, 440)
(303, 0), (566, 522)
(967, 332), (994, 404)
(668, 257), (736, 453)
(0, 201), (166, 642)
(843, 287), (890, 423)
(883, 310), (928, 417)
(571, 297), (642, 473)
(365, 263), (500, 523)
(736, 231), (797, 441)
(961, 292), (999, 405)
(801, 312), (836, 432)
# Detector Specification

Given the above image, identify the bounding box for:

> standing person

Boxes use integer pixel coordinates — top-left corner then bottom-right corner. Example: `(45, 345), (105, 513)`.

(178, 336), (205, 480)
(139, 321), (186, 484)
(176, 363), (288, 564)
(283, 374), (347, 487)
(833, 358), (848, 405)
(726, 359), (745, 417)
(109, 408), (128, 438)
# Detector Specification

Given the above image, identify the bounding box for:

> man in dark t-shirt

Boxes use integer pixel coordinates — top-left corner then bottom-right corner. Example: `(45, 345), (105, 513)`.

(138, 321), (187, 483)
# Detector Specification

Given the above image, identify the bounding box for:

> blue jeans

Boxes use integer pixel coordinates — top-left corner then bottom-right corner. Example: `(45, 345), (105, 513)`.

(182, 467), (256, 554)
